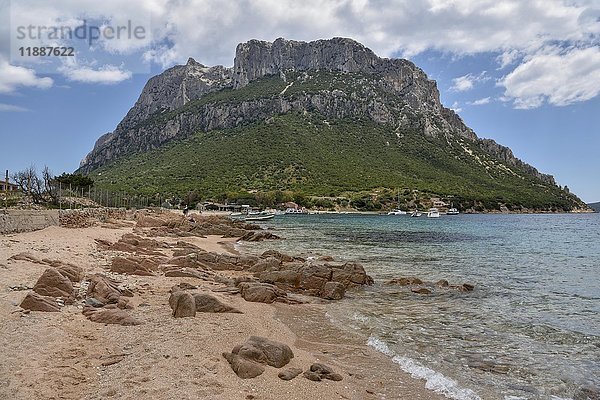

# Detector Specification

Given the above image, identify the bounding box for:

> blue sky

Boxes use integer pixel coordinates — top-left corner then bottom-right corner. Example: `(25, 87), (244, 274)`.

(1, 0), (599, 202)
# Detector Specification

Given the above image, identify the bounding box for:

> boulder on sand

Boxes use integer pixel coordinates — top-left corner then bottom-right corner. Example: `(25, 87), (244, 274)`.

(320, 281), (345, 300)
(305, 363), (343, 382)
(278, 367), (303, 381)
(168, 291), (196, 318)
(222, 352), (265, 379)
(194, 293), (242, 313)
(238, 282), (286, 304)
(110, 256), (155, 276)
(86, 274), (127, 304)
(231, 336), (294, 368)
(33, 268), (75, 302)
(82, 306), (141, 325)
(20, 291), (61, 312)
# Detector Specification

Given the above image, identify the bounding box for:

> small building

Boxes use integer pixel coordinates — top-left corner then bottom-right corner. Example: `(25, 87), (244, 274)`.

(430, 198), (447, 208)
(0, 181), (19, 192)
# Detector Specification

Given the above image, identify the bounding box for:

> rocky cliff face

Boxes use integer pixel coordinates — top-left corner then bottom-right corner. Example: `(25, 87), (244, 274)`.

(79, 37), (554, 187)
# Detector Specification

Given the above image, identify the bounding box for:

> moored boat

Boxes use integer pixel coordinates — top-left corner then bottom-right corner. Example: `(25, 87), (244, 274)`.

(427, 208), (440, 218)
(244, 211), (275, 221)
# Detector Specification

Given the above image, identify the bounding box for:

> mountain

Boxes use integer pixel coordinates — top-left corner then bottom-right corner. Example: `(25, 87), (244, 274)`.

(588, 202), (600, 212)
(79, 37), (588, 212)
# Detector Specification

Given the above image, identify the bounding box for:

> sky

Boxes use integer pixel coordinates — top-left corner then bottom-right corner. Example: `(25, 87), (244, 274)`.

(0, 0), (599, 202)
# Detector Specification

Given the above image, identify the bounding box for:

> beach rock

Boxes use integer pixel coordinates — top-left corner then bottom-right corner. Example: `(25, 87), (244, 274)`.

(320, 281), (346, 300)
(239, 231), (280, 242)
(257, 269), (301, 287)
(222, 352), (265, 379)
(57, 264), (84, 283)
(85, 297), (105, 308)
(460, 283), (475, 292)
(239, 282), (286, 304)
(303, 371), (322, 381)
(38, 260), (84, 282)
(278, 367), (303, 381)
(169, 291), (196, 318)
(331, 262), (374, 286)
(194, 293), (242, 313)
(309, 363), (343, 381)
(117, 297), (133, 310)
(86, 275), (126, 304)
(299, 264), (332, 290)
(231, 336), (294, 368)
(436, 279), (449, 287)
(173, 282), (198, 291)
(318, 255), (335, 262)
(111, 256), (155, 276)
(82, 306), (141, 325)
(166, 254), (204, 269)
(261, 250), (294, 262)
(33, 268), (75, 302)
(249, 257), (281, 273)
(386, 277), (423, 286)
(163, 267), (208, 280)
(411, 287), (432, 295)
(19, 291), (61, 312)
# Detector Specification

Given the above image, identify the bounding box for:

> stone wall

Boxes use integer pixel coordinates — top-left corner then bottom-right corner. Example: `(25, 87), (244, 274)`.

(0, 210), (60, 234)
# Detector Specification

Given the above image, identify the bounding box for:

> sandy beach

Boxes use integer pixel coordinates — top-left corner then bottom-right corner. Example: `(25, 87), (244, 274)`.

(0, 212), (444, 400)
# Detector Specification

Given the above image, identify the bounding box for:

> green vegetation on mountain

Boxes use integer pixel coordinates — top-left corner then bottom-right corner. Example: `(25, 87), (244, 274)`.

(90, 111), (580, 211)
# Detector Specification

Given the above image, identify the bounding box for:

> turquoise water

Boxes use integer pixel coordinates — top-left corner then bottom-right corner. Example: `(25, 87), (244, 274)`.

(244, 213), (600, 400)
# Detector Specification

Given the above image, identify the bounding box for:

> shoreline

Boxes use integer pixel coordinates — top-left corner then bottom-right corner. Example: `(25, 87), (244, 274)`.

(0, 213), (445, 399)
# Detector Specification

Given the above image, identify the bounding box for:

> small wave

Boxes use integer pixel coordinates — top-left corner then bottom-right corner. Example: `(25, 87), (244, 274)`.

(367, 336), (481, 400)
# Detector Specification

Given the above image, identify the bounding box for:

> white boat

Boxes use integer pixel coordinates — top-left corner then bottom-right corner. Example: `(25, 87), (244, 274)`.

(387, 209), (407, 215)
(285, 208), (307, 214)
(244, 211), (275, 221)
(446, 208), (460, 215)
(427, 208), (440, 218)
(410, 210), (422, 217)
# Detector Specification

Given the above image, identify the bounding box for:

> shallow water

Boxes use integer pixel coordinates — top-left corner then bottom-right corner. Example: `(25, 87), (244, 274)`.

(243, 213), (600, 400)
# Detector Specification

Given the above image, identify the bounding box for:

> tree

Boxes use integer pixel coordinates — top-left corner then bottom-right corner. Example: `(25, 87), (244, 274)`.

(12, 165), (57, 204)
(55, 173), (94, 188)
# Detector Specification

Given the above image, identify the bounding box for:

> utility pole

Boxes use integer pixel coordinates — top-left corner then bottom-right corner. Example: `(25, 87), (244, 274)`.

(4, 170), (8, 211)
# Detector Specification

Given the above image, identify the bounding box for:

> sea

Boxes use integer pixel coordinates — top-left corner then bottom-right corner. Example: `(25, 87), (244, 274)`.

(241, 212), (600, 400)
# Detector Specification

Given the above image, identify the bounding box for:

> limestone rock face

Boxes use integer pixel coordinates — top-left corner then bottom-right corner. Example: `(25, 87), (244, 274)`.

(78, 37), (558, 191)
(79, 38), (471, 172)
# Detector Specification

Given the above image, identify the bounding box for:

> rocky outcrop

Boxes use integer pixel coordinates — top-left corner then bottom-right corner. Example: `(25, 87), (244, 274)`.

(79, 37), (557, 192)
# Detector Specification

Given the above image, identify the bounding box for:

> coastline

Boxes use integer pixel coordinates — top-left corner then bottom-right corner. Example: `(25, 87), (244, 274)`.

(0, 214), (444, 399)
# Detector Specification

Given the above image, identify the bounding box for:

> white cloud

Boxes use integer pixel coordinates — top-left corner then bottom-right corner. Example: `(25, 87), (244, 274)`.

(451, 101), (463, 113)
(451, 72), (489, 92)
(61, 64), (132, 84)
(0, 58), (53, 93)
(0, 103), (29, 112)
(1, 0), (600, 108)
(499, 46), (600, 109)
(469, 97), (491, 106)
